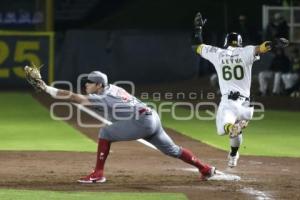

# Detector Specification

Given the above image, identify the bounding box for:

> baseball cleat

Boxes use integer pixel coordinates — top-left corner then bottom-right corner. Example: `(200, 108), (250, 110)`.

(228, 152), (240, 168)
(200, 165), (216, 180)
(77, 170), (106, 184)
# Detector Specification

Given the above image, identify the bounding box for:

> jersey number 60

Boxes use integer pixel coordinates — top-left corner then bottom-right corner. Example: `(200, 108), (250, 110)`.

(222, 65), (244, 81)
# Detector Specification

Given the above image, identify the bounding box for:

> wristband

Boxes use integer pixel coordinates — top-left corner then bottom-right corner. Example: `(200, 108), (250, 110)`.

(45, 85), (58, 97)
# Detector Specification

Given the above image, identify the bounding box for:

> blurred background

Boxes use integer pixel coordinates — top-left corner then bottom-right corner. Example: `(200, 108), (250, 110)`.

(1, 0), (300, 100)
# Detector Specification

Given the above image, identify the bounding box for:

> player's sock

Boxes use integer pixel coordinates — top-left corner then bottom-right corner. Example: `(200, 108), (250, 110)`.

(94, 138), (111, 175)
(179, 148), (206, 170)
(230, 147), (239, 157)
(224, 123), (233, 135)
(230, 133), (242, 156)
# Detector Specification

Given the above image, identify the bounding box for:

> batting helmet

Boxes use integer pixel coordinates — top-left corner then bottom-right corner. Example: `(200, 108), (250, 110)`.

(224, 32), (243, 48)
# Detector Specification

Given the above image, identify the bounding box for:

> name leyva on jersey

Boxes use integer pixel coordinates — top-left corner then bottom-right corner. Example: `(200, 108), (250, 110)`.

(220, 54), (242, 65)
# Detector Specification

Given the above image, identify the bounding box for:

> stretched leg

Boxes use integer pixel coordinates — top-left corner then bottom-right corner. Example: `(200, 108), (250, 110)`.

(145, 123), (215, 180)
(78, 117), (154, 184)
(95, 138), (111, 176)
(179, 147), (215, 179)
(78, 138), (110, 183)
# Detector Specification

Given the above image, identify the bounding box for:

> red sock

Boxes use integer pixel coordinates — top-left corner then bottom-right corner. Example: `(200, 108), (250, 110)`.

(179, 148), (206, 170)
(94, 138), (111, 175)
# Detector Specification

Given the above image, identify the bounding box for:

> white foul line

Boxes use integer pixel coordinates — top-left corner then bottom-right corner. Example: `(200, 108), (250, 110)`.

(240, 187), (272, 200)
(72, 103), (158, 150)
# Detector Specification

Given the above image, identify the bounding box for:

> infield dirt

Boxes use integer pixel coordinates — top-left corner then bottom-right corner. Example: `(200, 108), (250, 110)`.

(0, 91), (299, 200)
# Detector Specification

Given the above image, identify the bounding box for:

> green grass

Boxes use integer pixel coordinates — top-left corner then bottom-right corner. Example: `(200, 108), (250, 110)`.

(1, 91), (299, 157)
(155, 103), (300, 157)
(0, 189), (187, 200)
(0, 92), (96, 152)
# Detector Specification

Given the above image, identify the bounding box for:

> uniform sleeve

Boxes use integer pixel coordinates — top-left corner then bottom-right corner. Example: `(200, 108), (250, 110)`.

(242, 45), (257, 65)
(87, 94), (106, 105)
(87, 94), (109, 113)
(196, 44), (220, 64)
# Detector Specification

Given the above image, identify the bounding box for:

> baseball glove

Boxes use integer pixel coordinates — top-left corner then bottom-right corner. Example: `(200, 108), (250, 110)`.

(24, 64), (43, 92)
(272, 37), (289, 48)
(194, 12), (207, 29)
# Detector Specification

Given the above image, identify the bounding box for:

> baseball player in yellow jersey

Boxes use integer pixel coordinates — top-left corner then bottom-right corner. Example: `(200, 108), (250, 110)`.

(193, 12), (288, 167)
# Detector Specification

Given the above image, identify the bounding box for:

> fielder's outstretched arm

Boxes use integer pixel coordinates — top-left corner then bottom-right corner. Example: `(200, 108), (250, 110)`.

(192, 12), (206, 51)
(38, 80), (90, 104)
(255, 38), (289, 55)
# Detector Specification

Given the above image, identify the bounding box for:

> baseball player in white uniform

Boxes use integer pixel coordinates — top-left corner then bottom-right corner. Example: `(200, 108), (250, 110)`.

(193, 12), (288, 167)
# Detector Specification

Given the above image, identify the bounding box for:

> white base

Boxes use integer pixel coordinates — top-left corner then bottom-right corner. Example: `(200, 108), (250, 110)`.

(77, 177), (107, 184)
(180, 168), (241, 181)
(207, 170), (241, 181)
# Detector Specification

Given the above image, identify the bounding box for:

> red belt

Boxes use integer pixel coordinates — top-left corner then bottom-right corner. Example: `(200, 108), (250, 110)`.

(138, 108), (151, 115)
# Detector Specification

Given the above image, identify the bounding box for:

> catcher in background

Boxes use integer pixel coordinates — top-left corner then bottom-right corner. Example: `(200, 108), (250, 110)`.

(193, 12), (289, 167)
(24, 68), (216, 183)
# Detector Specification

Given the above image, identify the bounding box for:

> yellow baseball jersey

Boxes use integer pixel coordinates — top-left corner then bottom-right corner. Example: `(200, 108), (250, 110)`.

(197, 45), (257, 97)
